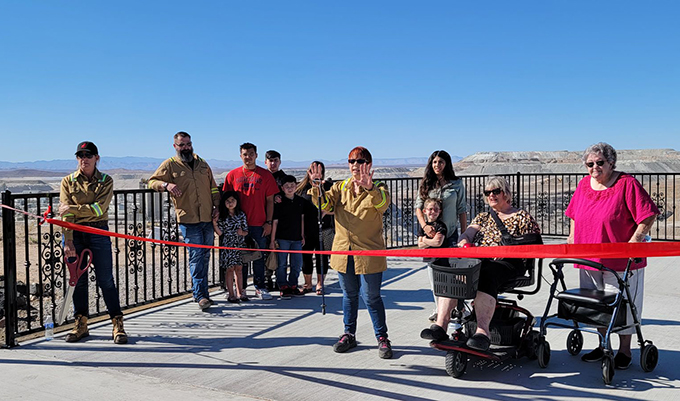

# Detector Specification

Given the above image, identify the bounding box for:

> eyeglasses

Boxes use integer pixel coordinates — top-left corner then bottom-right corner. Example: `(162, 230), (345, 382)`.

(348, 159), (368, 165)
(76, 153), (95, 159)
(483, 188), (502, 196)
(585, 160), (606, 168)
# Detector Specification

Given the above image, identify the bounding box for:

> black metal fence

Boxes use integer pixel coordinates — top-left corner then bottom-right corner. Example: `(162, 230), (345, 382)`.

(2, 172), (678, 346)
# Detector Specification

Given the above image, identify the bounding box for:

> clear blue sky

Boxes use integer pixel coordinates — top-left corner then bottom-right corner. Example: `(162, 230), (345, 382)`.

(2, 1), (679, 163)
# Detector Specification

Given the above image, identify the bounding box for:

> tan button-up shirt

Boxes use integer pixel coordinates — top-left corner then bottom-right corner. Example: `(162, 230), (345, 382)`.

(310, 177), (390, 274)
(59, 169), (113, 240)
(148, 155), (220, 224)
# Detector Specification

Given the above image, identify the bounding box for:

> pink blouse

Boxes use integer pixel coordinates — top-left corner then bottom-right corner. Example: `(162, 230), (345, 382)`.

(565, 173), (659, 271)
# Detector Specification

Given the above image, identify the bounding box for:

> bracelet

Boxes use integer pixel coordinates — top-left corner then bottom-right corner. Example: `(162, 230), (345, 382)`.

(264, 220), (272, 225)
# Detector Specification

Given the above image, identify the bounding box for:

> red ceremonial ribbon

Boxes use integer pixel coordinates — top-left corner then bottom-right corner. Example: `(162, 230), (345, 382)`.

(44, 218), (680, 260)
(1, 204), (678, 260)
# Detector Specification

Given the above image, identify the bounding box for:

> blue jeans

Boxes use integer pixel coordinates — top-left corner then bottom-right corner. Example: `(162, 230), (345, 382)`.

(70, 227), (122, 318)
(337, 256), (388, 340)
(276, 239), (302, 288)
(248, 225), (267, 289)
(180, 222), (214, 301)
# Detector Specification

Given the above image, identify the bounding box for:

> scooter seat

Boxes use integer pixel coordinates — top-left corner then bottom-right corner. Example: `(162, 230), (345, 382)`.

(555, 288), (617, 305)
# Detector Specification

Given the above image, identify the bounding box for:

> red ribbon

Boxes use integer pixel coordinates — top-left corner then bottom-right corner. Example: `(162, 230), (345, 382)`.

(45, 218), (680, 259)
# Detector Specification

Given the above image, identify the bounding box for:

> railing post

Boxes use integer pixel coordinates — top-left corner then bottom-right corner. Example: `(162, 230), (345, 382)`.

(2, 190), (19, 348)
(516, 171), (521, 207)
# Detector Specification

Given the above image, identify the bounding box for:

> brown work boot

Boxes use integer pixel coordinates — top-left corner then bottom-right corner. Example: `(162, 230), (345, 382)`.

(65, 314), (89, 343)
(112, 315), (128, 344)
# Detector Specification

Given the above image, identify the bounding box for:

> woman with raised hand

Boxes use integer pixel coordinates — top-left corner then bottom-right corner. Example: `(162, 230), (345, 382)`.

(308, 147), (393, 359)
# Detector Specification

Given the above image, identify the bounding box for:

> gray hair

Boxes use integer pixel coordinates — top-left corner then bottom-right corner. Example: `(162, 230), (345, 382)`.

(582, 142), (617, 169)
(483, 176), (512, 205)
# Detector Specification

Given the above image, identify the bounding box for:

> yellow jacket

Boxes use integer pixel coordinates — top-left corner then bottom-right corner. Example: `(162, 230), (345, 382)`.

(148, 155), (220, 224)
(309, 177), (390, 274)
(59, 169), (113, 240)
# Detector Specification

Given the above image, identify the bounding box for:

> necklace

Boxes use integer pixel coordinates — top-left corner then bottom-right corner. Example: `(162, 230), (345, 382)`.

(242, 166), (256, 179)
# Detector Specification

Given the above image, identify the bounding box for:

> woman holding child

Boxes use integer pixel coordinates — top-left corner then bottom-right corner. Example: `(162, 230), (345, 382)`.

(416, 150), (467, 321)
(308, 146), (393, 359)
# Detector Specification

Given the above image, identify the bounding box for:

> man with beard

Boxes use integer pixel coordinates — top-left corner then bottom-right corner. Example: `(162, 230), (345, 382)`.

(149, 131), (221, 310)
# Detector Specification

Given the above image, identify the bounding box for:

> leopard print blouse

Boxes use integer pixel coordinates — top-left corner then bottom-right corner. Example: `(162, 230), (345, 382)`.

(471, 210), (541, 247)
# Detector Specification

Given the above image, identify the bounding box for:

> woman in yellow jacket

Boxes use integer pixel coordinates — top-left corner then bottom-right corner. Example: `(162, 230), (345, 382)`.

(309, 146), (392, 359)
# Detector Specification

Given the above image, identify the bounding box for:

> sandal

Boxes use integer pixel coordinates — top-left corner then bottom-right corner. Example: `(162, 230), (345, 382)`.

(316, 288), (324, 295)
(227, 296), (240, 303)
(302, 287), (314, 294)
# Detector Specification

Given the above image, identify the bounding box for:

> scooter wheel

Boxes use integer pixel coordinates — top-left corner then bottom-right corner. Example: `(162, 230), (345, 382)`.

(640, 343), (659, 372)
(537, 340), (551, 368)
(566, 329), (583, 356)
(445, 351), (468, 378)
(525, 330), (539, 360)
(602, 355), (615, 385)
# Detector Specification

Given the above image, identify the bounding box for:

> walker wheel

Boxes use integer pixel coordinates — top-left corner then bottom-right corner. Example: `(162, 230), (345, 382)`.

(445, 351), (468, 378)
(602, 355), (615, 385)
(537, 340), (551, 368)
(640, 343), (659, 372)
(566, 330), (583, 356)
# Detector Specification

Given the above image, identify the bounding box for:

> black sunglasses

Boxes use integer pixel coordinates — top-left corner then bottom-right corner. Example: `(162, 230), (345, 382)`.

(348, 159), (368, 165)
(585, 160), (606, 168)
(483, 188), (502, 196)
(76, 153), (95, 159)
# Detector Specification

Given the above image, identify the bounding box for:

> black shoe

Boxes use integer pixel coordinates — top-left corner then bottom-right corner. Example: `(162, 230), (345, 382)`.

(280, 286), (292, 300)
(378, 336), (393, 359)
(581, 347), (604, 363)
(333, 333), (357, 353)
(466, 333), (491, 351)
(614, 352), (632, 370)
(420, 324), (448, 341)
(291, 287), (305, 297)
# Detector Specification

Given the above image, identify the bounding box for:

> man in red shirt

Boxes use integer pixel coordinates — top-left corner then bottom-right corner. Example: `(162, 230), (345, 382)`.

(223, 143), (280, 300)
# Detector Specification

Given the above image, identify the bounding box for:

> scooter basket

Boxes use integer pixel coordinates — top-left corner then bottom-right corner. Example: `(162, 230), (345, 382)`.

(431, 258), (482, 299)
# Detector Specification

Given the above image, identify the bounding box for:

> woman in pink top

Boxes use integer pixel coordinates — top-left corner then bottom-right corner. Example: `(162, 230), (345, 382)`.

(565, 142), (659, 370)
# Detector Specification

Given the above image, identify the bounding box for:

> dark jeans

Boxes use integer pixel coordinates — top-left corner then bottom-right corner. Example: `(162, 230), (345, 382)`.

(70, 227), (122, 318)
(179, 222), (214, 301)
(248, 225), (267, 289)
(337, 256), (388, 340)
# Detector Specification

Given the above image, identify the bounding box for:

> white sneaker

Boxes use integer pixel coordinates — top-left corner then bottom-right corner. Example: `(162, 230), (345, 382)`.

(257, 288), (273, 300)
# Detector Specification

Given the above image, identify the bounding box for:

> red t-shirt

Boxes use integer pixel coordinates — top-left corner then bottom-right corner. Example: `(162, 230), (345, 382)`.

(223, 166), (280, 226)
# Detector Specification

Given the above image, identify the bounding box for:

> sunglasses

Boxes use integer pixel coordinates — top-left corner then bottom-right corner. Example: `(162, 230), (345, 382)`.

(585, 160), (606, 168)
(348, 159), (368, 165)
(76, 153), (95, 159)
(483, 188), (502, 196)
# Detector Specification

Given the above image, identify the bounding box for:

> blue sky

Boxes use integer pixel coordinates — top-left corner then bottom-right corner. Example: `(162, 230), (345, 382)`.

(2, 1), (679, 163)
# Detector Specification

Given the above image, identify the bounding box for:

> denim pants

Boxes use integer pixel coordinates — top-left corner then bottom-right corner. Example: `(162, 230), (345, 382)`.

(248, 225), (267, 289)
(276, 239), (302, 288)
(70, 227), (123, 319)
(337, 256), (388, 340)
(180, 222), (214, 301)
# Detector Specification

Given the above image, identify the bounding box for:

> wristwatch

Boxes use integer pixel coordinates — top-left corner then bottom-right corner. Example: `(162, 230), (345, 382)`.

(162, 182), (169, 191)
(264, 220), (272, 225)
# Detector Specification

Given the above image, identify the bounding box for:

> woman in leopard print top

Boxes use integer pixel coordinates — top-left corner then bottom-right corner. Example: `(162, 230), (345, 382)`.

(420, 176), (541, 352)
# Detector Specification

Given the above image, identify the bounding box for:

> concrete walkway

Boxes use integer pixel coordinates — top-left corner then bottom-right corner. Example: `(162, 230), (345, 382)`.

(1, 255), (679, 401)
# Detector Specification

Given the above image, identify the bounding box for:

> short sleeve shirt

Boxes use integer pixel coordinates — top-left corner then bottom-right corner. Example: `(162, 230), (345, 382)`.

(273, 194), (305, 241)
(471, 210), (541, 247)
(223, 166), (280, 226)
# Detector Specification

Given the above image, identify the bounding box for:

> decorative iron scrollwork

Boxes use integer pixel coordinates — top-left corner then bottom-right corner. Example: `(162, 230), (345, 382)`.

(40, 231), (64, 294)
(652, 192), (667, 221)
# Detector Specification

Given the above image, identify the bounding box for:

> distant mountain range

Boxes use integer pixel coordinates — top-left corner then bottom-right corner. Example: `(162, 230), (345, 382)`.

(0, 156), (444, 173)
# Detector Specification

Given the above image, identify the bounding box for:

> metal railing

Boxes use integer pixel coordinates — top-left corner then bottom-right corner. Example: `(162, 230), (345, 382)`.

(2, 172), (677, 346)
